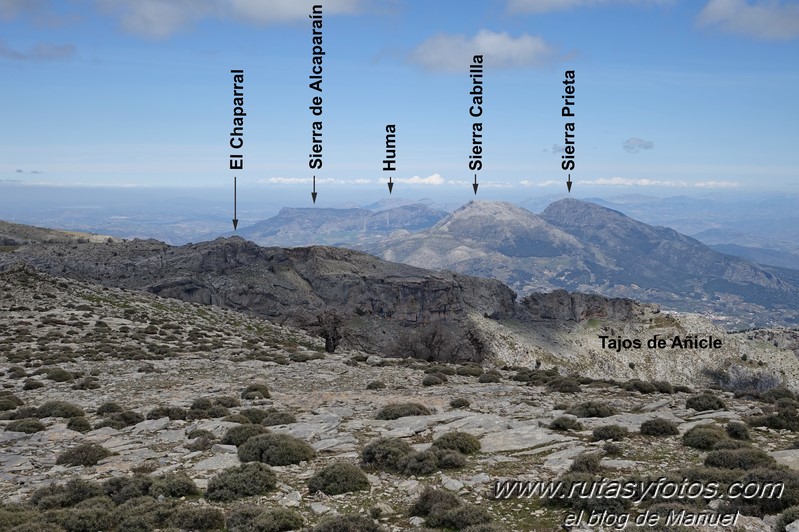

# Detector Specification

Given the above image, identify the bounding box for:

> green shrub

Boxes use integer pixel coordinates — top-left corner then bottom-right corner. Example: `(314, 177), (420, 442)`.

(640, 418), (679, 436)
(113, 496), (175, 531)
(566, 401), (616, 418)
(549, 416), (584, 431)
(248, 507), (304, 532)
(704, 448), (777, 470)
(604, 442), (623, 456)
(0, 393), (23, 411)
(548, 377), (581, 393)
(146, 405), (186, 420)
(190, 397), (214, 411)
(30, 479), (104, 509)
(169, 506), (225, 530)
(450, 398), (470, 408)
(569, 453), (602, 474)
(422, 374), (443, 386)
(262, 410), (297, 426)
(674, 384), (693, 393)
(312, 514), (379, 532)
(102, 475), (153, 505)
(148, 472), (198, 498)
(222, 424), (267, 446)
(431, 431), (481, 454)
(46, 368), (74, 382)
(46, 502), (116, 531)
(730, 468), (799, 517)
(241, 383), (270, 400)
(435, 449), (467, 469)
(56, 443), (111, 467)
(713, 439), (751, 450)
(726, 421), (750, 440)
(592, 425), (628, 442)
(238, 407), (269, 423)
(455, 365), (483, 377)
(96, 402), (123, 415)
(105, 410), (144, 428)
(215, 396), (241, 408)
(238, 433), (315, 466)
(763, 387), (796, 403)
(308, 461), (370, 495)
(435, 504), (492, 529)
(37, 400), (84, 419)
(7, 418), (45, 433)
(397, 450), (438, 475)
(366, 380), (386, 390)
(8, 406), (38, 420)
(5, 366), (27, 379)
(410, 486), (461, 518)
(376, 402), (431, 420)
(652, 380), (675, 394)
(206, 462), (277, 501)
(23, 378), (44, 390)
(361, 437), (412, 471)
(747, 409), (799, 431)
(682, 426), (727, 450)
(187, 428), (214, 439)
(686, 393), (725, 411)
(477, 372), (501, 383)
(0, 504), (37, 528)
(623, 379), (656, 394)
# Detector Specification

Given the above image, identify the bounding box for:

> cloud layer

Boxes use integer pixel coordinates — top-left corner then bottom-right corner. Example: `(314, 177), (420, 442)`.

(507, 0), (671, 14)
(581, 177), (739, 188)
(0, 39), (75, 60)
(698, 0), (799, 40)
(410, 30), (557, 71)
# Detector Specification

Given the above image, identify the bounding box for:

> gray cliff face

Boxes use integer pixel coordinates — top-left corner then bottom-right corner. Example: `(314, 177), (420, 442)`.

(0, 232), (644, 360)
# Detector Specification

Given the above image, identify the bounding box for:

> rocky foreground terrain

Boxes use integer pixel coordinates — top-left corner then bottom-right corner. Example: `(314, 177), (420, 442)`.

(3, 264), (799, 531)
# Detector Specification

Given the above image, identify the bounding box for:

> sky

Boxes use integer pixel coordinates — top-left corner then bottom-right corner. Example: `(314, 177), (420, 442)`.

(1, 0), (798, 203)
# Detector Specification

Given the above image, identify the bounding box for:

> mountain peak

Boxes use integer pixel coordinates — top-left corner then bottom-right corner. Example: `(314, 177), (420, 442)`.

(541, 198), (629, 227)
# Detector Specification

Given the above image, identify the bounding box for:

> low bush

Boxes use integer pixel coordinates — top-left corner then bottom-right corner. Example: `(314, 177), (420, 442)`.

(238, 407), (269, 424)
(215, 396), (241, 408)
(361, 437), (412, 472)
(777, 506), (799, 532)
(431, 431), (481, 454)
(763, 387), (796, 403)
(366, 380), (386, 390)
(450, 398), (470, 408)
(102, 475), (153, 505)
(566, 401), (616, 418)
(623, 379), (657, 394)
(674, 385), (693, 393)
(652, 380), (675, 394)
(308, 461), (370, 495)
(46, 502), (116, 531)
(686, 393), (726, 412)
(704, 448), (777, 470)
(729, 468), (799, 517)
(592, 425), (628, 442)
(313, 514), (379, 532)
(435, 449), (467, 469)
(548, 377), (581, 393)
(410, 486), (461, 519)
(376, 402), (431, 420)
(37, 400), (84, 419)
(241, 382), (270, 400)
(478, 371), (501, 383)
(46, 367), (74, 382)
(604, 442), (623, 456)
(96, 402), (123, 415)
(683, 426), (727, 450)
(726, 421), (751, 440)
(262, 409), (297, 426)
(148, 472), (198, 498)
(146, 405), (186, 420)
(22, 378), (44, 390)
(397, 450), (438, 475)
(238, 433), (315, 466)
(206, 462), (277, 501)
(0, 393), (23, 411)
(640, 418), (679, 436)
(56, 443), (111, 466)
(569, 453), (602, 474)
(550, 416), (584, 432)
(222, 424), (267, 446)
(422, 374), (443, 386)
(7, 418), (45, 434)
(231, 507), (304, 532)
(455, 365), (483, 377)
(30, 478), (104, 509)
(169, 506), (225, 530)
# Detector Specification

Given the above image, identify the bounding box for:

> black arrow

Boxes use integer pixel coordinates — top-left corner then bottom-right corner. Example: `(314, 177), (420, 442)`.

(472, 174), (479, 195)
(311, 175), (318, 204)
(566, 174), (572, 193)
(232, 176), (239, 230)
(387, 176), (394, 194)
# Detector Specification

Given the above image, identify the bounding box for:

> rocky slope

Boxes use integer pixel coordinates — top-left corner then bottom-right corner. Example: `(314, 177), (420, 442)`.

(4, 264), (799, 531)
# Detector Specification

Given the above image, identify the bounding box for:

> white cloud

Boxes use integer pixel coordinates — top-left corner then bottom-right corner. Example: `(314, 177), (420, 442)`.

(95, 0), (365, 38)
(623, 137), (654, 153)
(261, 177), (375, 185)
(410, 30), (556, 72)
(580, 176), (739, 188)
(698, 0), (799, 40)
(397, 174), (445, 185)
(508, 0), (671, 14)
(520, 179), (559, 187)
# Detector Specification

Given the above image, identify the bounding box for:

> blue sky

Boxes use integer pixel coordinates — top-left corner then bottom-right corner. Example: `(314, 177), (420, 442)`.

(1, 0), (798, 201)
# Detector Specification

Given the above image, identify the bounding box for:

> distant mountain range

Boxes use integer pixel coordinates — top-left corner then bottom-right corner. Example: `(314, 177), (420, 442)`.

(363, 199), (798, 327)
(236, 204), (448, 247)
